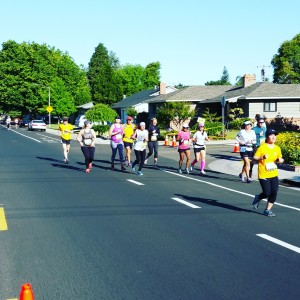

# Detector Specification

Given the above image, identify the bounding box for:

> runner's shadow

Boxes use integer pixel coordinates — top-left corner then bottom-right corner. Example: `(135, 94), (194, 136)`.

(36, 156), (64, 163)
(209, 153), (241, 161)
(52, 163), (84, 172)
(174, 193), (257, 214)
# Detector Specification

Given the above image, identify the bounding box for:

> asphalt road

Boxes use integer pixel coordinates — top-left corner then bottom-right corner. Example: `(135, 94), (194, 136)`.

(0, 126), (299, 300)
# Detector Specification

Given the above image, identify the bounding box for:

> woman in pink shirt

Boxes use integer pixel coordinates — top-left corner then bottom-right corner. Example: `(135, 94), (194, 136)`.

(176, 123), (191, 173)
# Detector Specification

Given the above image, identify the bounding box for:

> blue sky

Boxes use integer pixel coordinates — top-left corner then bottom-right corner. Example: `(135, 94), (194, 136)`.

(1, 0), (299, 86)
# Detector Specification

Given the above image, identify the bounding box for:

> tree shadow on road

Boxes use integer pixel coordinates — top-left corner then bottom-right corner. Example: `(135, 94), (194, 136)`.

(174, 193), (258, 214)
(208, 153), (241, 161)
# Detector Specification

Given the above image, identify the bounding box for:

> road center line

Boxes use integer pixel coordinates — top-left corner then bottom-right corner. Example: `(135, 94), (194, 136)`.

(172, 197), (201, 208)
(256, 234), (300, 254)
(163, 170), (300, 212)
(127, 179), (145, 186)
(0, 207), (8, 231)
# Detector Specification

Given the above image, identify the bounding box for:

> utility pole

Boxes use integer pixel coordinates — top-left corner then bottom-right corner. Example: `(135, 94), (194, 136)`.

(257, 65), (271, 82)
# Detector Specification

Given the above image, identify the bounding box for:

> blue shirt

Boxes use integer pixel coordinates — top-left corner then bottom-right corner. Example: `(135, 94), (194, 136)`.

(253, 126), (266, 146)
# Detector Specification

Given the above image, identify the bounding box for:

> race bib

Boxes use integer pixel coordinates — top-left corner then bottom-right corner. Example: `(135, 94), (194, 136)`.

(151, 135), (157, 142)
(183, 140), (189, 145)
(240, 146), (246, 153)
(265, 162), (277, 171)
(116, 134), (122, 140)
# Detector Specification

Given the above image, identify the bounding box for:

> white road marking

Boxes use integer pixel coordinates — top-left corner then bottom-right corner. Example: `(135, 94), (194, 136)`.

(171, 197), (201, 208)
(163, 170), (300, 212)
(10, 129), (41, 143)
(36, 133), (60, 142)
(257, 234), (300, 254)
(127, 179), (145, 186)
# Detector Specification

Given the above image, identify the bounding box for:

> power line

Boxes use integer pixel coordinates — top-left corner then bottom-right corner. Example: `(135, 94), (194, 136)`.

(257, 65), (272, 82)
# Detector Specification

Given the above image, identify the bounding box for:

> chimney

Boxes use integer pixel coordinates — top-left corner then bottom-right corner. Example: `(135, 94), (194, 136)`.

(243, 74), (256, 87)
(159, 82), (166, 95)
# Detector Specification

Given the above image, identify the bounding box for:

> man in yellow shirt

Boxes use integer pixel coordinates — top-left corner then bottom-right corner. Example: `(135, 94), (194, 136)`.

(122, 116), (136, 167)
(58, 117), (74, 163)
(252, 129), (284, 217)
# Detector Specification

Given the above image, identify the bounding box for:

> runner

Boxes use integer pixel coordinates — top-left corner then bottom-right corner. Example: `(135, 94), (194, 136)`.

(190, 123), (210, 175)
(122, 116), (136, 167)
(58, 117), (74, 163)
(236, 120), (257, 183)
(77, 120), (97, 173)
(176, 123), (191, 174)
(14, 118), (19, 129)
(131, 122), (148, 176)
(252, 128), (284, 217)
(6, 116), (11, 130)
(144, 118), (160, 168)
(109, 116), (126, 171)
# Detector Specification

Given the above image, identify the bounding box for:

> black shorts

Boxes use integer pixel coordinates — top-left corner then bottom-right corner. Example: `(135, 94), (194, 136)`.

(194, 147), (205, 153)
(178, 148), (190, 153)
(240, 150), (253, 158)
(61, 138), (71, 145)
(123, 142), (133, 149)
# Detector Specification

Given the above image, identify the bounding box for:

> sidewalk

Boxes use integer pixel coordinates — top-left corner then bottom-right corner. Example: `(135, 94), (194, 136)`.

(48, 129), (300, 187)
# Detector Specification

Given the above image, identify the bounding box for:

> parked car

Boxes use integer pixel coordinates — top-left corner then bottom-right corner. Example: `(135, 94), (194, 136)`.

(19, 118), (31, 127)
(75, 115), (86, 128)
(28, 120), (47, 131)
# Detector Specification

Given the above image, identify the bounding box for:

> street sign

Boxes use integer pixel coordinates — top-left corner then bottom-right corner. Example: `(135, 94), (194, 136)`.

(46, 106), (53, 113)
(221, 96), (226, 107)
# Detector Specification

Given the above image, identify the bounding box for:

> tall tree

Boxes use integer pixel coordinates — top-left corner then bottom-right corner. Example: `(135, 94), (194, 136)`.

(0, 40), (90, 116)
(205, 66), (231, 85)
(272, 33), (300, 83)
(87, 43), (117, 105)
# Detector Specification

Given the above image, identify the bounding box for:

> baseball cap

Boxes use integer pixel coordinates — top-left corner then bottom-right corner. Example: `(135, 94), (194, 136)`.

(182, 123), (189, 128)
(84, 120), (91, 126)
(126, 116), (133, 120)
(244, 120), (252, 126)
(258, 118), (265, 123)
(265, 128), (278, 137)
(115, 115), (121, 119)
(140, 122), (146, 126)
(199, 122), (205, 127)
(62, 117), (68, 121)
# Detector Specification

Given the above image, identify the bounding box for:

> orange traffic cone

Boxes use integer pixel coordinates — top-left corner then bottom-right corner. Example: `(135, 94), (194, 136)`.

(233, 142), (240, 153)
(164, 135), (169, 146)
(171, 135), (177, 147)
(20, 283), (34, 300)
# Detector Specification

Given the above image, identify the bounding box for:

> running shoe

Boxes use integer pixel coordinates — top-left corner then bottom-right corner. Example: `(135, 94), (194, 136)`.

(137, 171), (143, 176)
(154, 163), (159, 169)
(252, 195), (260, 210)
(246, 177), (252, 183)
(131, 164), (136, 172)
(200, 170), (206, 175)
(85, 168), (90, 173)
(144, 159), (148, 165)
(239, 173), (243, 179)
(190, 164), (194, 171)
(186, 168), (189, 174)
(121, 166), (126, 171)
(125, 159), (129, 166)
(88, 163), (92, 169)
(263, 209), (276, 217)
(64, 159), (69, 164)
(178, 168), (183, 174)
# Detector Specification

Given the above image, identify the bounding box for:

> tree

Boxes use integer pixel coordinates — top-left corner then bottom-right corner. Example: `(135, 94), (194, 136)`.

(0, 40), (91, 117)
(156, 102), (195, 130)
(87, 43), (117, 105)
(85, 103), (117, 123)
(141, 62), (161, 89)
(205, 67), (231, 85)
(126, 107), (138, 119)
(271, 33), (300, 83)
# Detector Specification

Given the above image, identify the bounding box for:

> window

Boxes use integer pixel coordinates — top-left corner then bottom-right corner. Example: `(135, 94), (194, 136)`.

(264, 102), (277, 112)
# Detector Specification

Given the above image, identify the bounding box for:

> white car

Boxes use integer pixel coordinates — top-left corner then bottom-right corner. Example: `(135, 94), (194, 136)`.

(75, 115), (86, 128)
(28, 120), (47, 131)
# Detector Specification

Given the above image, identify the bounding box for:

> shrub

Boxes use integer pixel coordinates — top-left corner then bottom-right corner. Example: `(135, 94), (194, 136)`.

(93, 124), (110, 136)
(276, 132), (300, 165)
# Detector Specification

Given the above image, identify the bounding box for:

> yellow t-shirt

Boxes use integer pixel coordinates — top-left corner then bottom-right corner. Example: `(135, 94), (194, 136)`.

(255, 143), (282, 179)
(123, 123), (136, 143)
(59, 123), (73, 140)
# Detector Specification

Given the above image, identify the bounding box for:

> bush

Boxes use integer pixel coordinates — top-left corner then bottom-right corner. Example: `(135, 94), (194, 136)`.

(227, 118), (250, 130)
(266, 117), (299, 131)
(276, 132), (300, 165)
(93, 124), (110, 136)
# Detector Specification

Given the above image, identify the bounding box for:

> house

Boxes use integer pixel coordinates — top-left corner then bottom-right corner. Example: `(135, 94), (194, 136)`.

(77, 101), (94, 115)
(112, 83), (177, 123)
(202, 74), (300, 125)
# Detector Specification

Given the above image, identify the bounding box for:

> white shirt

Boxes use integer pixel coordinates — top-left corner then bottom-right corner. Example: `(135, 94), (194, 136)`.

(236, 129), (257, 146)
(134, 129), (148, 151)
(193, 131), (208, 148)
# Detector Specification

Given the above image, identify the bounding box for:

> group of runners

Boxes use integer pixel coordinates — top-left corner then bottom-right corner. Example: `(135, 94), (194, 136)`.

(57, 115), (284, 217)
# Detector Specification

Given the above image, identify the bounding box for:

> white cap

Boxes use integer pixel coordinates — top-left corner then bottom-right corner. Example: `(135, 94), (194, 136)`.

(182, 123), (189, 128)
(140, 122), (146, 126)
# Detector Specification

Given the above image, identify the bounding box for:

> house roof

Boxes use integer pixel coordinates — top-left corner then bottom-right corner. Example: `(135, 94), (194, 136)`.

(112, 89), (156, 109)
(145, 85), (232, 103)
(203, 82), (300, 103)
(77, 101), (94, 109)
